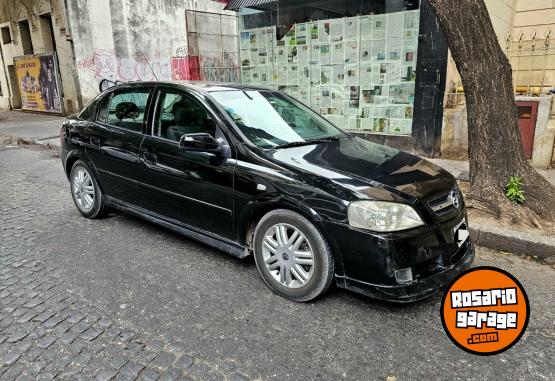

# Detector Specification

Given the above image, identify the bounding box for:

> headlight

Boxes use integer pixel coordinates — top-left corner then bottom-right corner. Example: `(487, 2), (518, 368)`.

(348, 201), (425, 232)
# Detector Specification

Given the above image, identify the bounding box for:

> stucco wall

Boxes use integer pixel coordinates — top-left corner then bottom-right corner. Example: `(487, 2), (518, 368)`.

(68, 0), (236, 104)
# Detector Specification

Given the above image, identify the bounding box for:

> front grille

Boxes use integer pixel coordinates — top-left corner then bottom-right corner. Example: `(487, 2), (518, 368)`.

(428, 189), (460, 215)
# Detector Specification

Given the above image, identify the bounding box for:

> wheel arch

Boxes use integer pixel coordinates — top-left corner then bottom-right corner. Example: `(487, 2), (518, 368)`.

(64, 151), (105, 193)
(236, 197), (345, 277)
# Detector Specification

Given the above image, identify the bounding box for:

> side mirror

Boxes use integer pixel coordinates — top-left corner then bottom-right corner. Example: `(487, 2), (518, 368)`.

(179, 133), (224, 154)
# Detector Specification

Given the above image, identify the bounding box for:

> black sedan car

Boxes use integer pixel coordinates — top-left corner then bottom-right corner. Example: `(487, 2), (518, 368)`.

(61, 81), (474, 303)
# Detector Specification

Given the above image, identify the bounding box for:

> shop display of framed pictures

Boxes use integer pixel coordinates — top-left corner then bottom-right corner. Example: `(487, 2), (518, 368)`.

(239, 10), (420, 136)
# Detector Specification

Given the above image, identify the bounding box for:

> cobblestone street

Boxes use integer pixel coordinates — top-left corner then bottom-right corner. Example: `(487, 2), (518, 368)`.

(0, 146), (251, 380)
(0, 145), (554, 380)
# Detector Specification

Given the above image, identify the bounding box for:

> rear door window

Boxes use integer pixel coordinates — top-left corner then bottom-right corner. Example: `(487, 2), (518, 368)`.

(100, 90), (151, 132)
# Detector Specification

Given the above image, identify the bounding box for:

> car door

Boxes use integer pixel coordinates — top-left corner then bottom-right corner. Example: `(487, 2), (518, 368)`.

(138, 87), (235, 239)
(85, 86), (154, 206)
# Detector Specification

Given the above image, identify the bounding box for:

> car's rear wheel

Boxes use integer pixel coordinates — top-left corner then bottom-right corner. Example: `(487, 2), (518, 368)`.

(253, 209), (334, 302)
(69, 160), (106, 219)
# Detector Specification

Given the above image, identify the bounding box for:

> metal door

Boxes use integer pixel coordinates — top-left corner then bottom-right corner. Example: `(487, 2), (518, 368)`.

(516, 101), (538, 159)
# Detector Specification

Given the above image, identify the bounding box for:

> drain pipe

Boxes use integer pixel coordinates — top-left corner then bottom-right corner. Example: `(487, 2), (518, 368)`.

(0, 42), (13, 110)
(62, 0), (84, 112)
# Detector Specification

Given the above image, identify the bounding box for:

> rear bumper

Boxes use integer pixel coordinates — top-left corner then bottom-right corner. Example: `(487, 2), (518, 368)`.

(336, 242), (474, 303)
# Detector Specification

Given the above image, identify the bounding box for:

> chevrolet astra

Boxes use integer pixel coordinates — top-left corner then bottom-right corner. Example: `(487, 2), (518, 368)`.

(60, 81), (474, 302)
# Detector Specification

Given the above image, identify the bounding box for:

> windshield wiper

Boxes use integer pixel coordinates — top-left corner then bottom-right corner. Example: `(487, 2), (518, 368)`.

(274, 136), (340, 149)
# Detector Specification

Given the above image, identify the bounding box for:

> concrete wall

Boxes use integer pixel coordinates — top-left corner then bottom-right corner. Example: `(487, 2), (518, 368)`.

(513, 0), (555, 40)
(67, 0), (236, 104)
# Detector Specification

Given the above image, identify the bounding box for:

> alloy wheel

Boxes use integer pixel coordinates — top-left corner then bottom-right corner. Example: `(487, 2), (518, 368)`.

(72, 168), (95, 211)
(261, 223), (315, 288)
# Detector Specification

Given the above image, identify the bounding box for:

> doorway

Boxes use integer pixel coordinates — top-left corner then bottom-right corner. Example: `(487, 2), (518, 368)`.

(39, 14), (56, 53)
(18, 20), (33, 55)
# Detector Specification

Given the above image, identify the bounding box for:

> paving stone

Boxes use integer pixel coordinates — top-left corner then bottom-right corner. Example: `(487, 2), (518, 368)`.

(36, 372), (56, 381)
(120, 360), (145, 378)
(151, 351), (176, 368)
(187, 362), (213, 379)
(33, 311), (56, 323)
(14, 340), (32, 353)
(1, 352), (21, 366)
(72, 321), (91, 334)
(81, 327), (104, 341)
(23, 361), (46, 375)
(109, 353), (130, 370)
(15, 311), (37, 323)
(7, 330), (29, 343)
(115, 373), (136, 381)
(36, 335), (57, 349)
(43, 314), (67, 329)
(158, 367), (182, 381)
(67, 312), (85, 324)
(96, 369), (118, 381)
(175, 354), (194, 370)
(97, 318), (113, 329)
(146, 340), (165, 351)
(138, 368), (160, 381)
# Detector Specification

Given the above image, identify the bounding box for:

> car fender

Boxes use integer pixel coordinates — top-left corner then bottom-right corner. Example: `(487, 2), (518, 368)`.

(236, 192), (346, 277)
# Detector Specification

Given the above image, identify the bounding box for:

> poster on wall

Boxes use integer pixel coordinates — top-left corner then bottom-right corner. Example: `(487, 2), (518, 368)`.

(238, 10), (421, 135)
(14, 53), (63, 114)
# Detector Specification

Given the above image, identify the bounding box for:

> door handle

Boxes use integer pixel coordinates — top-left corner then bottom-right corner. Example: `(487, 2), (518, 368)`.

(143, 152), (158, 165)
(90, 136), (101, 146)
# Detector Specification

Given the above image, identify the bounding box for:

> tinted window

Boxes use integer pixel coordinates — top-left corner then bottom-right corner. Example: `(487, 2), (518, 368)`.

(78, 98), (98, 121)
(103, 90), (151, 132)
(153, 91), (217, 142)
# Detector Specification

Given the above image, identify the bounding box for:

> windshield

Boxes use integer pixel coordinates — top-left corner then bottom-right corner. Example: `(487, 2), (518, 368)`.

(210, 90), (345, 148)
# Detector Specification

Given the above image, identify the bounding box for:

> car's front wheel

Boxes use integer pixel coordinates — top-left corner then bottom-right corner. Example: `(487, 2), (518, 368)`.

(253, 209), (334, 302)
(69, 160), (106, 219)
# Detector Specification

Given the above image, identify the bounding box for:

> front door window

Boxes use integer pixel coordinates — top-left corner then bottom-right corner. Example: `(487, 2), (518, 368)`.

(153, 91), (218, 142)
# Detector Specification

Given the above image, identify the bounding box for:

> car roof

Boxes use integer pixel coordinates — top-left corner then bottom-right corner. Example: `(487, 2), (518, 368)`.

(112, 81), (275, 94)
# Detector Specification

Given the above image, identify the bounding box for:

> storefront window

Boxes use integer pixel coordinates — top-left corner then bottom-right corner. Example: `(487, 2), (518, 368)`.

(238, 1), (420, 135)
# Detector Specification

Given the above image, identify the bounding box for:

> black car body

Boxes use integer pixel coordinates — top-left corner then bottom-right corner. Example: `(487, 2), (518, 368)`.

(61, 81), (474, 303)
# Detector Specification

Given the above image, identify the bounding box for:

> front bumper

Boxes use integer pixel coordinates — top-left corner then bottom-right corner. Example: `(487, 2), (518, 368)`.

(325, 210), (475, 303)
(337, 242), (474, 302)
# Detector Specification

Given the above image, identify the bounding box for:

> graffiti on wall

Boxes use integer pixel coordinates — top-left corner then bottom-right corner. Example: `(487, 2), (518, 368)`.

(170, 52), (239, 82)
(77, 49), (172, 84)
(200, 52), (239, 82)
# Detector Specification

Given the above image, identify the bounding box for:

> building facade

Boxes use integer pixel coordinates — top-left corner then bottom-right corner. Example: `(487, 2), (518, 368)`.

(442, 0), (555, 168)
(0, 0), (237, 114)
(226, 0), (448, 156)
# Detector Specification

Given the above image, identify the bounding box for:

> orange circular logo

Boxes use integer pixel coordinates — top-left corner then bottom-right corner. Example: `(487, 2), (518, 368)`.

(441, 267), (529, 355)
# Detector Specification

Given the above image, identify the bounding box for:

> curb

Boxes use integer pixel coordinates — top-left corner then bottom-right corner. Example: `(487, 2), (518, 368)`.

(1, 134), (61, 154)
(469, 224), (555, 264)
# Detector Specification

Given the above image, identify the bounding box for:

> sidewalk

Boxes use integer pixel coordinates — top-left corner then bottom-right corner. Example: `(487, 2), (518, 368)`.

(428, 158), (555, 187)
(0, 110), (64, 147)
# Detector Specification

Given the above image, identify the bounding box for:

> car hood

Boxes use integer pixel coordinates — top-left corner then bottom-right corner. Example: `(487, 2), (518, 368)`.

(264, 136), (456, 203)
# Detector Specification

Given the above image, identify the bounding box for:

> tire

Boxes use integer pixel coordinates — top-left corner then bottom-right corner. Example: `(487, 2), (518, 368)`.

(253, 209), (334, 302)
(69, 160), (106, 219)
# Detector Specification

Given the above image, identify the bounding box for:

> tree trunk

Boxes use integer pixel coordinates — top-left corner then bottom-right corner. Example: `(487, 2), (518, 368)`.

(428, 0), (555, 225)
